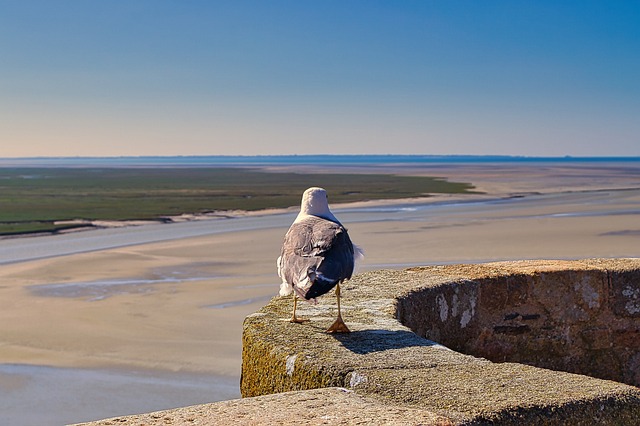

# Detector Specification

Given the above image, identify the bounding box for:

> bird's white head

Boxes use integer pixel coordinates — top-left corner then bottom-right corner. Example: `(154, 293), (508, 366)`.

(298, 187), (339, 222)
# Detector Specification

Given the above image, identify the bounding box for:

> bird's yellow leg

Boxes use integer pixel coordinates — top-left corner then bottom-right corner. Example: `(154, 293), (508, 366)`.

(326, 283), (350, 333)
(290, 294), (309, 323)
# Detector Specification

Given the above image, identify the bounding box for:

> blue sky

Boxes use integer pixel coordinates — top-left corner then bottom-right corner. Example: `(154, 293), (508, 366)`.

(1, 1), (639, 157)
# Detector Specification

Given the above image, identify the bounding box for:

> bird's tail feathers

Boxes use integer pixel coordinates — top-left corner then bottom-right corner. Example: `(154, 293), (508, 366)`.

(279, 280), (293, 297)
(293, 284), (317, 304)
(353, 244), (365, 262)
(276, 256), (284, 280)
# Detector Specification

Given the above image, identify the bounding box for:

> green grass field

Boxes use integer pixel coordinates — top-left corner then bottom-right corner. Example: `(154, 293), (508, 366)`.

(0, 167), (477, 235)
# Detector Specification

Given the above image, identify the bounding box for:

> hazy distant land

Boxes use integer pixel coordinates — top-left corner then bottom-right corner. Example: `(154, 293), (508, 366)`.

(2, 155), (639, 236)
(0, 166), (475, 236)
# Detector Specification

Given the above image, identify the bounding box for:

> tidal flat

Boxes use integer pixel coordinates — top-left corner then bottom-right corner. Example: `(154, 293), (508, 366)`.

(0, 160), (639, 425)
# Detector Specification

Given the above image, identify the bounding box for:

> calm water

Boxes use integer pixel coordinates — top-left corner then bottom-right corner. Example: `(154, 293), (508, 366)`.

(0, 364), (238, 425)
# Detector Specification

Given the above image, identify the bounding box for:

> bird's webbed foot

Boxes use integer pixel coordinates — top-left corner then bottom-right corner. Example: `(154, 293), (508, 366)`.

(289, 315), (310, 324)
(326, 315), (350, 333)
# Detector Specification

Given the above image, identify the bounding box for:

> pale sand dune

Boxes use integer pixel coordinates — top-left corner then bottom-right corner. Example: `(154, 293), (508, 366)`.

(0, 163), (638, 424)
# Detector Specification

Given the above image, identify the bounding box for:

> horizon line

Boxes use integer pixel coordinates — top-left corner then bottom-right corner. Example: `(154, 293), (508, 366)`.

(2, 154), (640, 160)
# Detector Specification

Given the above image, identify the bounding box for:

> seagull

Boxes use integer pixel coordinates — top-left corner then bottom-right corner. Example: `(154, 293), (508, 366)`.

(277, 187), (363, 333)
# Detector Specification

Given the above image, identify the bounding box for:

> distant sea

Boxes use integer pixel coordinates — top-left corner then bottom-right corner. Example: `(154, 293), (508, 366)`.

(1, 155), (639, 167)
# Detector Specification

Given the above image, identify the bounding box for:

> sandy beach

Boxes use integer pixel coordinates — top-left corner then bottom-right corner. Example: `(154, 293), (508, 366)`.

(1, 162), (639, 425)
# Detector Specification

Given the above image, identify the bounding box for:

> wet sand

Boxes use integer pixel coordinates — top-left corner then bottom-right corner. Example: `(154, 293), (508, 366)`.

(0, 162), (638, 424)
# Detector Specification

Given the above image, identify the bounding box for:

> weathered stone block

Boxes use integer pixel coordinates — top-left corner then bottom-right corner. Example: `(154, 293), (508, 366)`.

(241, 259), (640, 425)
(611, 270), (640, 317)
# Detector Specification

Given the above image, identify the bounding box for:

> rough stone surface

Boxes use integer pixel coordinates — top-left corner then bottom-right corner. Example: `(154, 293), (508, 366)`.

(241, 259), (640, 425)
(398, 259), (640, 387)
(73, 387), (452, 425)
(75, 259), (640, 425)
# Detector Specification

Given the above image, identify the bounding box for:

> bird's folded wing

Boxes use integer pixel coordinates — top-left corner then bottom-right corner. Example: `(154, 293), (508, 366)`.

(283, 217), (341, 257)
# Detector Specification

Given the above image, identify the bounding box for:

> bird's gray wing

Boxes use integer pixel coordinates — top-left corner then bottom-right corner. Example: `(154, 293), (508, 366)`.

(279, 216), (355, 300)
(279, 217), (327, 286)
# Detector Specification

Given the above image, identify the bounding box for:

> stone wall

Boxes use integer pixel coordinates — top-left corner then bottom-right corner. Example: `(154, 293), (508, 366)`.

(241, 259), (640, 425)
(397, 259), (640, 386)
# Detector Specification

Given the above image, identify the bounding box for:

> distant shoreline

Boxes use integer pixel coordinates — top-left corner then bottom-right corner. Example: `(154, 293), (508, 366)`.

(1, 154), (640, 168)
(0, 165), (476, 237)
(3, 186), (639, 266)
(0, 192), (470, 242)
(2, 158), (639, 239)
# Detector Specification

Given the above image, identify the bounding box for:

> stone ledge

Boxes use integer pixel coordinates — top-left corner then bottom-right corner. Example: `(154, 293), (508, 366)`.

(74, 387), (452, 425)
(241, 259), (640, 425)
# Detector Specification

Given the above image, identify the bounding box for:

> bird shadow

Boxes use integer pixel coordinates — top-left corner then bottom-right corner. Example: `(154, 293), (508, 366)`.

(331, 329), (440, 355)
